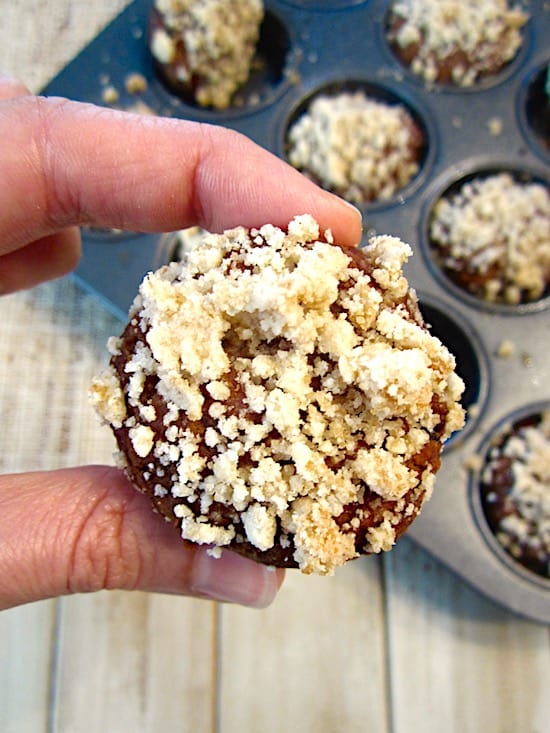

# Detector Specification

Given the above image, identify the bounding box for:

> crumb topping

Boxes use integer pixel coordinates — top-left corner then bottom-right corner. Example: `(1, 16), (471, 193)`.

(430, 173), (550, 304)
(482, 412), (550, 577)
(151, 0), (263, 109)
(387, 0), (528, 86)
(286, 91), (424, 205)
(90, 215), (464, 574)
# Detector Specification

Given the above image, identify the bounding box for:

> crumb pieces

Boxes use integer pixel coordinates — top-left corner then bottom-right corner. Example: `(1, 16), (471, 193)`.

(101, 85), (120, 104)
(91, 215), (465, 575)
(286, 91), (424, 205)
(521, 352), (534, 368)
(126, 100), (157, 116)
(125, 72), (148, 94)
(496, 339), (516, 358)
(464, 453), (484, 472)
(467, 403), (481, 420)
(487, 116), (503, 136)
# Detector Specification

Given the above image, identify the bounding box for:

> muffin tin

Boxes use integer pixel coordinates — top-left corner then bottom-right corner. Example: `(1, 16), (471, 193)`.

(42, 0), (550, 622)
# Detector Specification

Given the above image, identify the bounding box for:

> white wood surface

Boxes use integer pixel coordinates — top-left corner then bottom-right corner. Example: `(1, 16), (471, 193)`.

(0, 2), (549, 732)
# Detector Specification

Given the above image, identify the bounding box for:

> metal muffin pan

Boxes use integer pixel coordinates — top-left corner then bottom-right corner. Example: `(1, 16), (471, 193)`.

(42, 0), (550, 622)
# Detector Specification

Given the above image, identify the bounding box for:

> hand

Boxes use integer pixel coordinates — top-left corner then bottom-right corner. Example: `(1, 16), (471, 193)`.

(0, 75), (362, 610)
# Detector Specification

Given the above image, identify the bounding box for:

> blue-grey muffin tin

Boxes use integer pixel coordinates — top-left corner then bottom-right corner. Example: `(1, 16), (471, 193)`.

(43, 0), (550, 622)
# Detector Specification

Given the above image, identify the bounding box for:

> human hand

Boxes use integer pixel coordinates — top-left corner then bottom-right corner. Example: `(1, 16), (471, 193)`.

(0, 75), (362, 610)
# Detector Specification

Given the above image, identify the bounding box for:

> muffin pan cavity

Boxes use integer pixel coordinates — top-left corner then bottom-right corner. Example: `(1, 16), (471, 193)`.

(423, 166), (550, 313)
(383, 0), (531, 92)
(472, 404), (550, 587)
(149, 6), (295, 116)
(520, 59), (550, 157)
(43, 0), (550, 622)
(417, 299), (489, 446)
(282, 79), (432, 209)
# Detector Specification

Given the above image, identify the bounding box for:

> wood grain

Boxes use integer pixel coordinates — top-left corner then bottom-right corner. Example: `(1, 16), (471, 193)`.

(219, 561), (390, 733)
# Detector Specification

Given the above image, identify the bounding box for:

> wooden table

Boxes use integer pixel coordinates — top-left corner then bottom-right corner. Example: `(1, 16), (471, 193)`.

(0, 2), (548, 731)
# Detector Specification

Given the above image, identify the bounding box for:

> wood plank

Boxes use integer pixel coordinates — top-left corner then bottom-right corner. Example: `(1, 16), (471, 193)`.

(0, 281), (121, 474)
(0, 600), (57, 733)
(384, 538), (550, 733)
(218, 557), (390, 733)
(52, 592), (217, 733)
(1, 0), (131, 91)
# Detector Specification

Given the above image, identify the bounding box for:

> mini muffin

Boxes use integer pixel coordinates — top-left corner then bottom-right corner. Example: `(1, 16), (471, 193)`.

(429, 173), (550, 305)
(286, 91), (425, 206)
(386, 0), (528, 87)
(90, 215), (464, 575)
(479, 411), (550, 579)
(149, 0), (263, 109)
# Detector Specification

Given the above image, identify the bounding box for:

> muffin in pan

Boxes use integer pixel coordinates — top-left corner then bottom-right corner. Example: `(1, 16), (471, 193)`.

(386, 0), (528, 88)
(286, 90), (425, 206)
(90, 215), (464, 575)
(149, 0), (264, 109)
(480, 411), (550, 580)
(429, 172), (550, 306)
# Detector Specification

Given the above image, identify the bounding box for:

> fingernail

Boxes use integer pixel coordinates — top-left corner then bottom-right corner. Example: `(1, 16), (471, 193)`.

(339, 197), (363, 221)
(190, 547), (282, 609)
(0, 74), (30, 98)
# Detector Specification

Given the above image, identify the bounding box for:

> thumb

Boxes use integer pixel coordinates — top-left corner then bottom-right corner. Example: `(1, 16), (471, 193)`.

(0, 465), (284, 609)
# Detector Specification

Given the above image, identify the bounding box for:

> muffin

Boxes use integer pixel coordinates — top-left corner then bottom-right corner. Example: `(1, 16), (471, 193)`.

(386, 0), (528, 87)
(149, 0), (263, 109)
(90, 215), (465, 575)
(479, 411), (550, 579)
(429, 172), (550, 305)
(286, 90), (425, 206)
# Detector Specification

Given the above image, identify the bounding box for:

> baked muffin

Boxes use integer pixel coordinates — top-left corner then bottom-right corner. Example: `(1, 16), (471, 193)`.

(90, 215), (465, 575)
(429, 172), (550, 305)
(479, 411), (550, 579)
(286, 91), (425, 206)
(386, 0), (528, 87)
(149, 0), (263, 109)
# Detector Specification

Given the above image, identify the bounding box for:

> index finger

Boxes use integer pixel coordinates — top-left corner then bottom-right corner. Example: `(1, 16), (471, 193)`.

(0, 95), (362, 253)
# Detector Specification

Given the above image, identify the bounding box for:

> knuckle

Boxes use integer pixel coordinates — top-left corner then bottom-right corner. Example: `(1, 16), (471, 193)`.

(66, 487), (144, 594)
(32, 96), (85, 230)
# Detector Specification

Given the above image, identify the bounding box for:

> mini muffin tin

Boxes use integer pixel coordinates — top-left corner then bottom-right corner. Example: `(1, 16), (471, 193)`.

(42, 0), (550, 622)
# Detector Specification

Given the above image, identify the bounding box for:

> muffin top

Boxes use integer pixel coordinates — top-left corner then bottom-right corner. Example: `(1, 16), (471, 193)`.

(150, 0), (263, 108)
(387, 0), (528, 86)
(287, 91), (424, 205)
(430, 173), (550, 305)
